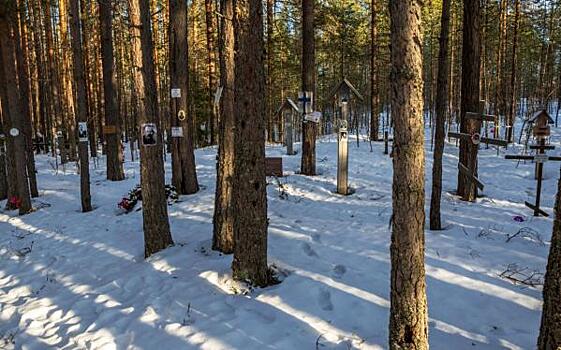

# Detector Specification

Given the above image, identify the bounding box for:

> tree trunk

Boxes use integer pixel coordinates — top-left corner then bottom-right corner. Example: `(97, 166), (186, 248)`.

(369, 0), (379, 141)
(0, 3), (33, 215)
(99, 0), (124, 181)
(129, 0), (174, 258)
(15, 0), (39, 198)
(0, 111), (7, 200)
(266, 0), (274, 142)
(69, 0), (92, 212)
(456, 0), (481, 202)
(300, 0), (316, 176)
(59, 0), (77, 162)
(43, 0), (65, 160)
(30, 0), (51, 154)
(169, 0), (199, 195)
(204, 0), (217, 145)
(506, 0), (520, 143)
(388, 0), (428, 348)
(231, 0), (270, 286)
(212, 0), (235, 254)
(429, 0), (451, 231)
(538, 169), (561, 349)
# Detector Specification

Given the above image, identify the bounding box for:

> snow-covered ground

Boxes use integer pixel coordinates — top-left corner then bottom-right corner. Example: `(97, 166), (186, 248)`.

(0, 126), (557, 349)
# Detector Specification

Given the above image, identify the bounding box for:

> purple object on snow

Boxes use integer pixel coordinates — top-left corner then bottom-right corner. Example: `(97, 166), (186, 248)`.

(513, 215), (525, 223)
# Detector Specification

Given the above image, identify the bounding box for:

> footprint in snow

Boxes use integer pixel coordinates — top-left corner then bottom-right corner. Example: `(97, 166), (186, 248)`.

(318, 288), (333, 311)
(301, 242), (318, 257)
(332, 265), (346, 279)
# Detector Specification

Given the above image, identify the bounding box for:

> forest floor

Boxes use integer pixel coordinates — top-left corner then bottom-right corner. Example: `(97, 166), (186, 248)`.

(0, 126), (556, 349)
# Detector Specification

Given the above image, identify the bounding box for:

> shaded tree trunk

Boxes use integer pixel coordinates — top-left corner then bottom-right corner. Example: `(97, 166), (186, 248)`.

(212, 0), (235, 254)
(169, 0), (199, 195)
(388, 0), (428, 348)
(204, 0), (217, 145)
(0, 2), (33, 215)
(369, 0), (379, 141)
(15, 0), (39, 198)
(429, 0), (451, 231)
(0, 111), (7, 200)
(506, 0), (520, 142)
(69, 0), (92, 212)
(538, 169), (561, 349)
(99, 0), (124, 181)
(266, 0), (274, 142)
(300, 0), (316, 176)
(456, 0), (481, 202)
(231, 0), (270, 286)
(43, 0), (65, 160)
(129, 0), (174, 258)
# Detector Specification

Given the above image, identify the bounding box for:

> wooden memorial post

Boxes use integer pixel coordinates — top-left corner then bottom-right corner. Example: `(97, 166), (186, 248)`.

(337, 116), (349, 195)
(274, 98), (299, 155)
(505, 148), (561, 217)
(448, 111), (508, 200)
(286, 112), (294, 155)
(506, 111), (557, 217)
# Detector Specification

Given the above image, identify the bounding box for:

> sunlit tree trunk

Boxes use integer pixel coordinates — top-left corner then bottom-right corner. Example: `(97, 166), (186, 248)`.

(231, 0), (270, 286)
(129, 0), (174, 258)
(169, 0), (199, 195)
(69, 0), (92, 212)
(300, 0), (316, 175)
(388, 0), (428, 348)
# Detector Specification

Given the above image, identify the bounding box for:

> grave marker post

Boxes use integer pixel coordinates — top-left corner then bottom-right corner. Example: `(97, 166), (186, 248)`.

(337, 103), (349, 195)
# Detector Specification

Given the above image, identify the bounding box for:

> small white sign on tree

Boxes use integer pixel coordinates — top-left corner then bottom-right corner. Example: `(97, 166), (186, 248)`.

(171, 88), (181, 98)
(171, 126), (184, 137)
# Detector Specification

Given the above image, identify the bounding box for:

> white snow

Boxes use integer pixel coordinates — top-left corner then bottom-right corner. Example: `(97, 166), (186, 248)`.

(0, 126), (556, 349)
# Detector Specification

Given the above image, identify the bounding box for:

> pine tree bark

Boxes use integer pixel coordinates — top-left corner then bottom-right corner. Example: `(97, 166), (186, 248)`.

(266, 0), (274, 142)
(388, 0), (428, 348)
(43, 0), (65, 160)
(169, 0), (199, 195)
(59, 0), (77, 161)
(0, 111), (7, 201)
(231, 0), (269, 286)
(204, 0), (217, 145)
(456, 0), (481, 202)
(69, 0), (92, 212)
(129, 0), (174, 258)
(369, 0), (379, 141)
(0, 2), (33, 215)
(15, 0), (39, 198)
(538, 169), (561, 349)
(300, 0), (316, 176)
(29, 0), (50, 154)
(506, 0), (520, 143)
(99, 0), (124, 181)
(212, 0), (235, 254)
(429, 0), (451, 231)
(0, 87), (17, 207)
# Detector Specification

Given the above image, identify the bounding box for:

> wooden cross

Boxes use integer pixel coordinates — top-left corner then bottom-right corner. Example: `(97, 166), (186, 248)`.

(448, 112), (509, 199)
(448, 113), (509, 148)
(505, 144), (561, 217)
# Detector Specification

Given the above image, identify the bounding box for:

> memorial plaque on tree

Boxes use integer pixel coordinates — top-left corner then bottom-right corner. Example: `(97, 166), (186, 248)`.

(141, 123), (158, 146)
